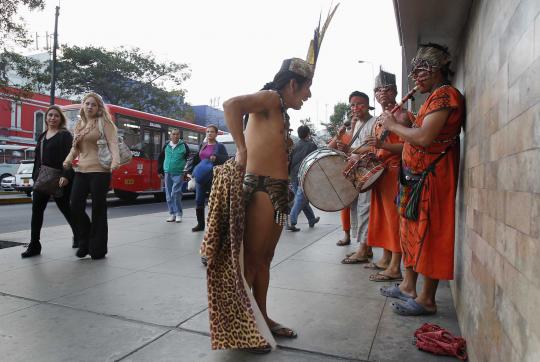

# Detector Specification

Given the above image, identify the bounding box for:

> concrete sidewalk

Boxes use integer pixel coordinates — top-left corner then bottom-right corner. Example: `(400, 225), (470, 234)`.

(0, 210), (461, 361)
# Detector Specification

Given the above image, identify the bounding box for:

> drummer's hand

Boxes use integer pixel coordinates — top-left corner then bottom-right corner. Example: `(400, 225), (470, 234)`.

(235, 149), (247, 170)
(380, 111), (398, 131)
(336, 141), (346, 152)
(365, 136), (383, 149)
(347, 153), (361, 162)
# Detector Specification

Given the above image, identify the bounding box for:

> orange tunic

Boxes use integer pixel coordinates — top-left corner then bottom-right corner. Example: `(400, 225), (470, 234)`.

(366, 111), (411, 253)
(400, 85), (464, 280)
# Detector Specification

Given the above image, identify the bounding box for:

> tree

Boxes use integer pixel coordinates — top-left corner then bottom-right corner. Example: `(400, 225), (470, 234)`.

(55, 46), (192, 119)
(299, 117), (316, 134)
(322, 102), (349, 137)
(0, 0), (46, 95)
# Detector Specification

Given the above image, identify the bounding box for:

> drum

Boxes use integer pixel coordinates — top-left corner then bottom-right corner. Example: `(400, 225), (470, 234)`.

(343, 152), (385, 193)
(299, 148), (358, 211)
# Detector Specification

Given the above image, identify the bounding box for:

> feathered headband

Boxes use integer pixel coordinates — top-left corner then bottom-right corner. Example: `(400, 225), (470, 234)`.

(282, 3), (340, 79)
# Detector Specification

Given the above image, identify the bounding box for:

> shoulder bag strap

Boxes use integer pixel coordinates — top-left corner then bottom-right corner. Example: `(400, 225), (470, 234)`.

(40, 133), (45, 164)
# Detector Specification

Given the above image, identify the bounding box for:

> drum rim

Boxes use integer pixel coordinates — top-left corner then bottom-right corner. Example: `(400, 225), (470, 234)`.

(299, 149), (358, 211)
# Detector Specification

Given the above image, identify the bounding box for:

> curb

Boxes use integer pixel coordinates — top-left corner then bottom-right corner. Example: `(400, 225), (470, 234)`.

(0, 197), (32, 205)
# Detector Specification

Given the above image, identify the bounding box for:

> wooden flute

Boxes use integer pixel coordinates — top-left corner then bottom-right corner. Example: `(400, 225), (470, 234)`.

(350, 85), (419, 153)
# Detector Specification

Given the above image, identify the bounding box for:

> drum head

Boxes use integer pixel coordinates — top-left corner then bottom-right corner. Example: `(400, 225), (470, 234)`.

(302, 152), (358, 212)
(360, 168), (385, 192)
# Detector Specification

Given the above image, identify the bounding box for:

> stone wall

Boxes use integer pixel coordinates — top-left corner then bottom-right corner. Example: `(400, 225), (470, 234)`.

(452, 0), (540, 361)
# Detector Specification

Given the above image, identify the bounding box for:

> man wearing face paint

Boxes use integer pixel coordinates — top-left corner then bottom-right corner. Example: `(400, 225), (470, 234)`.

(379, 43), (465, 316)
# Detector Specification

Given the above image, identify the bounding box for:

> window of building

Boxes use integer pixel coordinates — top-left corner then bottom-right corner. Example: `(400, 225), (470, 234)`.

(34, 111), (45, 141)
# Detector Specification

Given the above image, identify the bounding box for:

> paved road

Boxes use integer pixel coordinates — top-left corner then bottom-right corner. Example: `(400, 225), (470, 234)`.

(0, 195), (196, 234)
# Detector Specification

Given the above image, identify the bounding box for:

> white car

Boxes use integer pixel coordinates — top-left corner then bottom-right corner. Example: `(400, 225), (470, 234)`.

(0, 175), (15, 191)
(216, 134), (236, 159)
(14, 160), (34, 196)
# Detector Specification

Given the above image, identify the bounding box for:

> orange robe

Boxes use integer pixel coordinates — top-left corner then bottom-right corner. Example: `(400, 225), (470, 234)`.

(400, 85), (464, 280)
(366, 111), (411, 253)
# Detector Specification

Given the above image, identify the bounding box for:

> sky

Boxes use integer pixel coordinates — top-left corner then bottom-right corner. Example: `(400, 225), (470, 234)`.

(19, 0), (403, 131)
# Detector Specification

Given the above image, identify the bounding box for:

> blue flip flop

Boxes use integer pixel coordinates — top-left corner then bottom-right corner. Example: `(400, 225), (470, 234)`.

(379, 283), (413, 301)
(391, 298), (437, 316)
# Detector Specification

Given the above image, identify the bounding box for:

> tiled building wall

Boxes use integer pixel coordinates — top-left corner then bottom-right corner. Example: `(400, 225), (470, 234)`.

(452, 0), (540, 361)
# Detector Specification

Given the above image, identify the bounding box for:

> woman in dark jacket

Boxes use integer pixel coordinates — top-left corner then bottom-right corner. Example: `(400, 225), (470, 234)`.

(22, 105), (78, 258)
(185, 124), (228, 232)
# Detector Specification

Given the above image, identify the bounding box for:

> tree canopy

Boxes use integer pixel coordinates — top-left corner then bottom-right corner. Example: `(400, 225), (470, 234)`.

(55, 46), (193, 120)
(322, 102), (349, 137)
(0, 0), (46, 95)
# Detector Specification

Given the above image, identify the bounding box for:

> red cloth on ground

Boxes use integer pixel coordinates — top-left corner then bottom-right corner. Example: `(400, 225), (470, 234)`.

(414, 323), (468, 360)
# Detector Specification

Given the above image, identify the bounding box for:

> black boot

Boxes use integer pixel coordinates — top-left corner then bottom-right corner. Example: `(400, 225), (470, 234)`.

(21, 241), (41, 258)
(192, 207), (205, 232)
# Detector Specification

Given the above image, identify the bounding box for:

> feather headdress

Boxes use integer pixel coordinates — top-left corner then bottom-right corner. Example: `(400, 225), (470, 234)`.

(283, 3), (339, 79)
(306, 3), (340, 71)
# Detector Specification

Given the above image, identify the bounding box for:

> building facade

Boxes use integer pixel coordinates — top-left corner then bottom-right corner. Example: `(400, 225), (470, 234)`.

(394, 0), (540, 360)
(0, 87), (72, 146)
(191, 105), (228, 132)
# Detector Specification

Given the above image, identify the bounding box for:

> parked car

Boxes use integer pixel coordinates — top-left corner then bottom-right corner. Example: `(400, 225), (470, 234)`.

(216, 134), (236, 159)
(0, 175), (15, 191)
(14, 160), (34, 196)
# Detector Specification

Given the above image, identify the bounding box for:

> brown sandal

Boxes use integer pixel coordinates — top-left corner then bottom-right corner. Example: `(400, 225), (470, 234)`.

(341, 256), (369, 264)
(369, 272), (403, 282)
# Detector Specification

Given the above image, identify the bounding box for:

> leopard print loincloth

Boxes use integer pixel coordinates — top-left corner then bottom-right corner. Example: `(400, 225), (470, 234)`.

(201, 159), (272, 350)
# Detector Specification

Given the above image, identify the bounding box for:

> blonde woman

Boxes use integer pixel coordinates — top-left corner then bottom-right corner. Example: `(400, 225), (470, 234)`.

(63, 92), (120, 259)
(22, 105), (79, 258)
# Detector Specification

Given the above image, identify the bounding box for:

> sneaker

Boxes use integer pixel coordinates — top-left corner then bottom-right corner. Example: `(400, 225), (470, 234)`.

(166, 215), (175, 222)
(175, 215), (182, 223)
(309, 216), (321, 228)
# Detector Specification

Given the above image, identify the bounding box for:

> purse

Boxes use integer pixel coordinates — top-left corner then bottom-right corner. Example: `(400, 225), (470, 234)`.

(396, 142), (455, 220)
(97, 119), (132, 169)
(33, 135), (63, 197)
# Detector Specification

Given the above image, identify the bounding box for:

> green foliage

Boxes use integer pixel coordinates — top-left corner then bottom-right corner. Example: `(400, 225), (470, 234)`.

(322, 102), (349, 137)
(299, 117), (316, 133)
(0, 0), (46, 95)
(0, 0), (45, 48)
(55, 46), (192, 119)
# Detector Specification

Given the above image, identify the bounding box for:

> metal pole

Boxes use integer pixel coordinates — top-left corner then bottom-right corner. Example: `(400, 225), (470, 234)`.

(49, 6), (60, 105)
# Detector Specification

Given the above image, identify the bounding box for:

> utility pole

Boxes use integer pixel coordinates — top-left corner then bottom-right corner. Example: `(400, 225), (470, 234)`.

(49, 6), (60, 105)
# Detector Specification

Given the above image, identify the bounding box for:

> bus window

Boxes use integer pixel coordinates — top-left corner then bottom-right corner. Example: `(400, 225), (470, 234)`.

(183, 130), (200, 145)
(153, 132), (161, 160)
(117, 116), (142, 153)
(6, 149), (25, 164)
(25, 147), (35, 160)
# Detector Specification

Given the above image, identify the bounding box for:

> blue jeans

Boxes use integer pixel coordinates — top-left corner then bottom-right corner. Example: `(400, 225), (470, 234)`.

(289, 180), (316, 226)
(195, 180), (211, 208)
(164, 173), (184, 216)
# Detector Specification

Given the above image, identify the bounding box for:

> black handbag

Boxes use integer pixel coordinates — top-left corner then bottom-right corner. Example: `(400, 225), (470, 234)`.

(33, 135), (63, 197)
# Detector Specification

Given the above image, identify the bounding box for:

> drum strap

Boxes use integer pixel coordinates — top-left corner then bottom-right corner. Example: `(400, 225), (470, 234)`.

(347, 119), (369, 148)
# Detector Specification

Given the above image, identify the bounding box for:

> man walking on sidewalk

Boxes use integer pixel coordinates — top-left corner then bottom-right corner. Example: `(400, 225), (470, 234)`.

(287, 125), (320, 232)
(158, 129), (190, 223)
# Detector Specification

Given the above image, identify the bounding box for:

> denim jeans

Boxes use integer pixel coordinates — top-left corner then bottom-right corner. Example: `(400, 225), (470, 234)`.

(164, 173), (184, 216)
(289, 180), (316, 226)
(195, 180), (211, 208)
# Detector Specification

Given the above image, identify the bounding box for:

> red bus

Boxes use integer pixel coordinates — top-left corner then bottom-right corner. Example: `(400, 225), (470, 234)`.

(62, 104), (212, 201)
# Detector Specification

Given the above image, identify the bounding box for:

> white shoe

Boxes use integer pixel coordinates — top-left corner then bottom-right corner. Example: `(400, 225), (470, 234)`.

(166, 215), (175, 222)
(175, 215), (182, 223)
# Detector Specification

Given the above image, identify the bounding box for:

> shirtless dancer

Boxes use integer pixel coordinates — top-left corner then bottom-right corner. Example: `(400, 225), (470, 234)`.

(224, 58), (312, 338)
